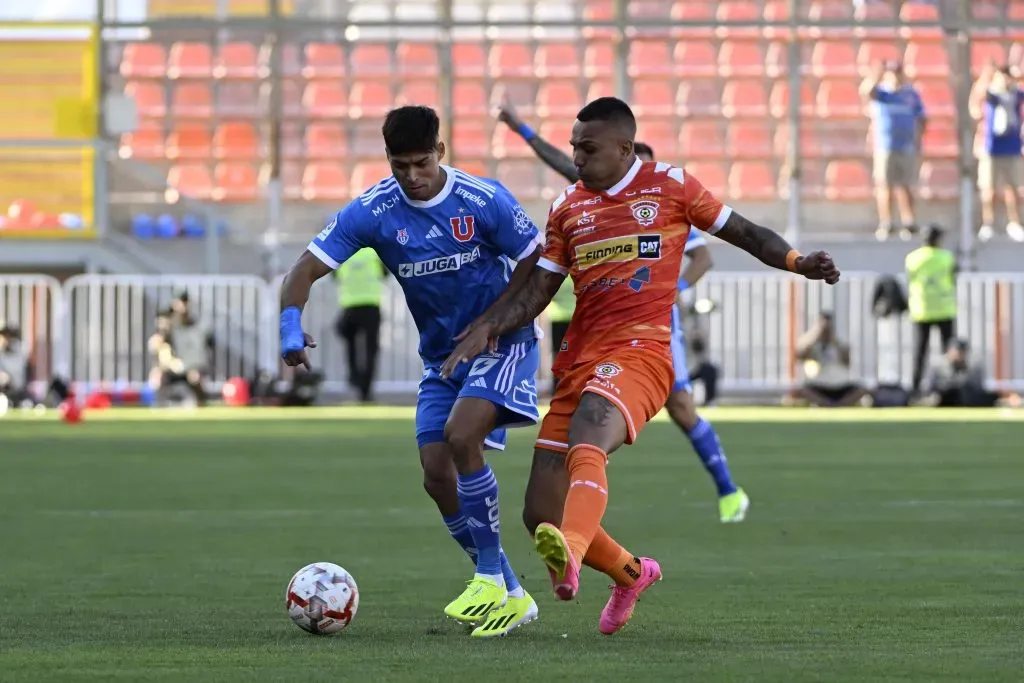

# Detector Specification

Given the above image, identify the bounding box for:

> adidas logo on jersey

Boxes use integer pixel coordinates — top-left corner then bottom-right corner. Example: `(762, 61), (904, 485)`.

(426, 225), (444, 239)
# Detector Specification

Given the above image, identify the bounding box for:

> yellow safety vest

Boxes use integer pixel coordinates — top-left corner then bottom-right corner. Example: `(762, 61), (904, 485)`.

(336, 248), (384, 308)
(546, 277), (576, 323)
(905, 246), (957, 322)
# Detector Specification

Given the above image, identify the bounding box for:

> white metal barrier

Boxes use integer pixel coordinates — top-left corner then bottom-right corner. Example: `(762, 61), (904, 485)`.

(0, 273), (1020, 395)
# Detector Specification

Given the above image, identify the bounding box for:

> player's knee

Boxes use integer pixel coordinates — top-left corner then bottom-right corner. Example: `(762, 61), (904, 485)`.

(666, 391), (698, 431)
(522, 496), (558, 536)
(442, 426), (484, 471)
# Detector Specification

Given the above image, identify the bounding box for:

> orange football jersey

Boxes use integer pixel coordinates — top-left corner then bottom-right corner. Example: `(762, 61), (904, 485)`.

(539, 158), (731, 375)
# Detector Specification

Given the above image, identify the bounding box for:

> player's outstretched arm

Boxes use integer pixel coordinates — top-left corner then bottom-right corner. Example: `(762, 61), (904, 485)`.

(279, 251), (333, 369)
(498, 99), (579, 183)
(713, 212), (841, 284)
(679, 243), (713, 289)
(440, 265), (564, 378)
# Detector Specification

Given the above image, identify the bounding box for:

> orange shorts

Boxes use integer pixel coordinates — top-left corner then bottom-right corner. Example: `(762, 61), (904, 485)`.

(536, 347), (673, 453)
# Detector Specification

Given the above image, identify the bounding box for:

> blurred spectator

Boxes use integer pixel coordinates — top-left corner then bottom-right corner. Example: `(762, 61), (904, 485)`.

(147, 308), (174, 389)
(861, 61), (926, 242)
(681, 297), (720, 406)
(160, 291), (213, 406)
(905, 224), (957, 396)
(969, 63), (1024, 242)
(924, 339), (997, 407)
(0, 324), (30, 404)
(334, 247), (387, 403)
(794, 312), (868, 407)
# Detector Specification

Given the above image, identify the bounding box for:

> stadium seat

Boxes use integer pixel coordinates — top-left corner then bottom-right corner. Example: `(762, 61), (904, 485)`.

(772, 123), (822, 159)
(718, 40), (765, 78)
(168, 164), (213, 200)
(303, 162), (349, 201)
(540, 167), (570, 198)
(582, 0), (615, 40)
(679, 121), (725, 160)
(635, 119), (678, 157)
(684, 162), (726, 197)
(495, 160), (540, 199)
(350, 43), (393, 77)
(213, 162), (259, 201)
(213, 122), (259, 160)
(276, 43), (302, 78)
(818, 124), (868, 158)
(350, 121), (386, 158)
(784, 160), (827, 199)
(491, 125), (533, 159)
(727, 122), (773, 159)
(677, 80), (721, 118)
(899, 2), (942, 40)
(904, 42), (950, 79)
(489, 42), (534, 79)
(452, 42), (487, 79)
(628, 40), (674, 78)
(304, 122), (347, 160)
(303, 82), (348, 118)
(491, 82), (536, 116)
(278, 161), (303, 199)
(922, 121), (958, 159)
(715, 1), (760, 40)
(119, 123), (165, 160)
(171, 83), (213, 118)
(857, 41), (904, 75)
(824, 161), (871, 201)
(812, 40), (859, 78)
(969, 3), (1003, 37)
(538, 121), (574, 154)
(1010, 5), (1024, 40)
(280, 122), (304, 158)
(632, 79), (676, 118)
(274, 80), (303, 118)
(302, 43), (346, 79)
(917, 80), (955, 119)
(672, 41), (718, 80)
(536, 81), (583, 119)
(215, 42), (259, 79)
(536, 43), (580, 79)
(815, 79), (863, 119)
(584, 42), (614, 78)
(396, 43), (439, 78)
(216, 82), (260, 118)
(854, 0), (896, 38)
(729, 161), (776, 200)
(722, 80), (769, 119)
(458, 159), (490, 179)
(125, 81), (167, 118)
(396, 81), (438, 108)
(120, 43), (167, 78)
(919, 160), (958, 201)
(167, 42), (213, 79)
(806, 1), (854, 39)
(349, 82), (393, 119)
(452, 81), (489, 118)
(586, 79), (615, 103)
(669, 1), (714, 39)
(971, 42), (1006, 73)
(451, 120), (491, 160)
(762, 1), (791, 40)
(166, 125), (212, 161)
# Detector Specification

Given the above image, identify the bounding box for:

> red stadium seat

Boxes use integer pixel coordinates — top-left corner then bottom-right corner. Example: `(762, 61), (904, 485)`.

(815, 79), (862, 119)
(121, 43), (167, 78)
(216, 82), (260, 118)
(213, 162), (259, 201)
(536, 81), (583, 119)
(495, 160), (540, 200)
(213, 121), (259, 161)
(167, 163), (213, 200)
(728, 161), (776, 200)
(452, 81), (489, 119)
(970, 3), (1003, 37)
(854, 1), (896, 38)
(452, 42), (487, 79)
(396, 43), (439, 78)
(899, 2), (942, 40)
(350, 43), (392, 77)
(727, 122), (773, 159)
(922, 121), (958, 159)
(673, 41), (718, 79)
(679, 121), (725, 160)
(167, 42), (213, 79)
(722, 80), (769, 119)
(904, 42), (950, 79)
(491, 81), (536, 116)
(536, 43), (580, 79)
(350, 121), (386, 158)
(1010, 5), (1024, 40)
(451, 120), (491, 160)
(917, 80), (955, 119)
(166, 125), (212, 161)
(275, 80), (303, 118)
(302, 82), (348, 118)
(280, 161), (303, 199)
(857, 41), (904, 75)
(582, 0), (615, 40)
(919, 161), (958, 200)
(538, 121), (574, 154)
(280, 122), (303, 159)
(811, 40), (859, 78)
(971, 42), (1006, 74)
(349, 82), (393, 119)
(715, 1), (760, 39)
(824, 161), (871, 201)
(302, 43), (346, 79)
(677, 80), (721, 118)
(396, 81), (438, 108)
(772, 123), (822, 159)
(491, 125), (533, 159)
(303, 162), (350, 202)
(684, 162), (727, 197)
(586, 79), (615, 103)
(632, 79), (676, 118)
(806, 1), (854, 39)
(762, 1), (791, 40)
(718, 40), (765, 78)
(171, 83), (213, 118)
(818, 124), (868, 158)
(125, 81), (166, 118)
(584, 42), (614, 78)
(670, 1), (714, 39)
(769, 80), (814, 118)
(350, 162), (391, 195)
(628, 41), (674, 78)
(215, 42), (259, 79)
(634, 120), (678, 157)
(119, 123), (165, 160)
(489, 42), (533, 79)
(304, 122), (348, 159)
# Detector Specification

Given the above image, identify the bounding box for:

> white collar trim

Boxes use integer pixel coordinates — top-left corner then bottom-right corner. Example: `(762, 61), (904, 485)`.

(604, 157), (643, 196)
(400, 164), (455, 208)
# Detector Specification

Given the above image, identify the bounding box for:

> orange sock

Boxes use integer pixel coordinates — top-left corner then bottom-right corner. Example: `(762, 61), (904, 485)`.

(584, 527), (642, 587)
(562, 444), (609, 564)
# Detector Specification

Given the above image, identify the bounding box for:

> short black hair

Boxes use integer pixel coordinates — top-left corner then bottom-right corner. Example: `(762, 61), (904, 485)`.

(576, 97), (637, 139)
(925, 223), (944, 246)
(382, 106), (440, 156)
(634, 142), (655, 159)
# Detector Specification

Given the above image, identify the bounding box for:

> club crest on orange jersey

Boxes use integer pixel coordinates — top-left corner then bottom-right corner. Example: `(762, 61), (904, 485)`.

(631, 200), (659, 227)
(595, 362), (622, 378)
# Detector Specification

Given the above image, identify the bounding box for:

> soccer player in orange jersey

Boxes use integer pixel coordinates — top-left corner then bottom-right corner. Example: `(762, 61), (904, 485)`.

(441, 97), (840, 634)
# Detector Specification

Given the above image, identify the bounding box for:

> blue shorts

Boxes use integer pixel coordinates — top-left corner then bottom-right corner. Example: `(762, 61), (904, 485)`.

(416, 339), (540, 451)
(670, 306), (691, 394)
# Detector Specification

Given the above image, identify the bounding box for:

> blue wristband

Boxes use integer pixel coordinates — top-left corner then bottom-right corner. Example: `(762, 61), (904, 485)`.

(517, 122), (537, 141)
(280, 306), (305, 356)
(677, 278), (690, 293)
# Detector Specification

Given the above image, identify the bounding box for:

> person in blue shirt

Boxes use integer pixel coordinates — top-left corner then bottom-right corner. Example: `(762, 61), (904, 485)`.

(861, 61), (927, 242)
(970, 63), (1024, 243)
(279, 106), (540, 638)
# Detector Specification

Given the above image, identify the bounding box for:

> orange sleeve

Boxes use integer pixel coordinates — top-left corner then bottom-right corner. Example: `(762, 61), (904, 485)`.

(674, 169), (732, 235)
(538, 207), (570, 274)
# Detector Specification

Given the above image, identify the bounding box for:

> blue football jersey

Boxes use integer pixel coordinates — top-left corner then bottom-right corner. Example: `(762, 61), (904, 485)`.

(308, 165), (542, 363)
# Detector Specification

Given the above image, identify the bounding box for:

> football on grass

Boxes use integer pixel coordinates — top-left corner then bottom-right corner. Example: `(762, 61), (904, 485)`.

(286, 562), (359, 634)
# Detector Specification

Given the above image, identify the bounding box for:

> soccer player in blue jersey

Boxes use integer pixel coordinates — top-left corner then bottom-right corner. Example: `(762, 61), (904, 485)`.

(497, 100), (749, 522)
(280, 106), (540, 637)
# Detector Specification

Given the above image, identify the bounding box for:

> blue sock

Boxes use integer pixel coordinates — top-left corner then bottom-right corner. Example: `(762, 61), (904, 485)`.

(456, 465), (504, 579)
(687, 418), (738, 497)
(443, 512), (521, 593)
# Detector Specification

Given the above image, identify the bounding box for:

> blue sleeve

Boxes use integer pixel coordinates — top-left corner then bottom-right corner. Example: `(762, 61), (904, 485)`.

(307, 201), (370, 269)
(486, 184), (542, 261)
(915, 91), (926, 118)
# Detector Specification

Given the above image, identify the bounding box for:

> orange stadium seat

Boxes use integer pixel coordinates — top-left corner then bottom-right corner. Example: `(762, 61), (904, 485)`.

(818, 124), (868, 157)
(971, 42), (1006, 73)
(166, 125), (212, 161)
(495, 160), (540, 199)
(584, 42), (614, 78)
(279, 161), (303, 199)
(628, 41), (674, 78)
(857, 41), (904, 74)
(628, 1), (671, 39)
(121, 43), (167, 78)
(492, 82), (536, 116)
(684, 162), (726, 197)
(679, 121), (726, 160)
(919, 160), (958, 200)
(125, 81), (166, 118)
(672, 41), (718, 80)
(727, 122), (773, 159)
(815, 79), (862, 119)
(279, 122), (303, 159)
(536, 43), (580, 79)
(351, 43), (392, 77)
(302, 43), (346, 79)
(167, 42), (213, 79)
(168, 164), (213, 200)
(582, 0), (615, 40)
(922, 121), (958, 159)
(350, 121), (385, 158)
(452, 43), (487, 79)
(772, 123), (822, 159)
(904, 42), (950, 79)
(213, 162), (259, 201)
(536, 81), (583, 119)
(586, 79), (615, 103)
(216, 82), (260, 118)
(824, 161), (871, 201)
(715, 1), (760, 40)
(970, 3), (1003, 36)
(459, 160), (490, 179)
(396, 81), (438, 108)
(1010, 5), (1024, 39)
(670, 1), (714, 39)
(489, 43), (534, 79)
(722, 80), (769, 119)
(215, 42), (259, 79)
(634, 120), (678, 157)
(303, 162), (349, 201)
(632, 79), (676, 118)
(452, 81), (489, 118)
(854, 1), (896, 39)
(349, 82), (392, 119)
(451, 120), (491, 160)
(304, 122), (348, 159)
(769, 80), (814, 118)
(762, 1), (791, 40)
(812, 40), (859, 78)
(677, 80), (721, 118)
(538, 121), (574, 153)
(213, 122), (259, 160)
(303, 82), (348, 118)
(729, 161), (776, 200)
(172, 83), (213, 118)
(119, 123), (165, 160)
(396, 43), (439, 78)
(806, 1), (854, 39)
(789, 160), (826, 199)
(917, 80), (955, 119)
(491, 125), (532, 159)
(899, 2), (942, 40)
(718, 40), (765, 78)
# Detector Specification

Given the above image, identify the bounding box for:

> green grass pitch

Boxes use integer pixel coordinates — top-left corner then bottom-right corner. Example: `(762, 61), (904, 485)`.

(1, 407), (1022, 682)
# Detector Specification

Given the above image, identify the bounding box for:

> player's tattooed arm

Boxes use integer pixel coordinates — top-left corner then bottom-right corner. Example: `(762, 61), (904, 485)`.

(484, 266), (564, 337)
(714, 212), (840, 284)
(527, 137), (580, 183)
